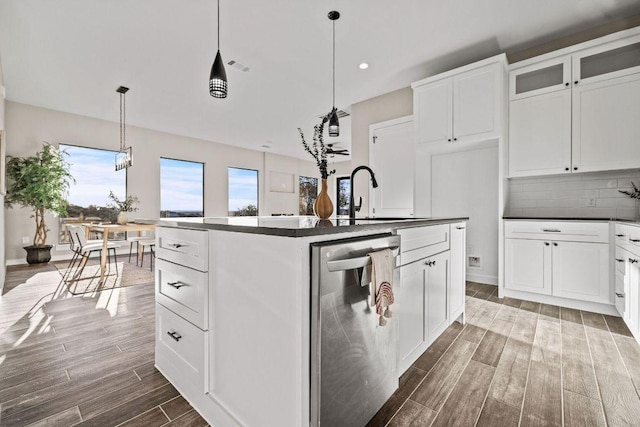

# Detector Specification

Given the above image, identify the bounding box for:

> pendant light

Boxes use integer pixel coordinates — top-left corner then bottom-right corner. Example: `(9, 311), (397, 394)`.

(209, 0), (228, 98)
(115, 86), (132, 171)
(327, 11), (340, 137)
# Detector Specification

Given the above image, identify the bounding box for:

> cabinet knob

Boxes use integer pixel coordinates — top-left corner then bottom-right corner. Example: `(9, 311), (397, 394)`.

(426, 260), (436, 267)
(629, 258), (638, 264)
(544, 242), (550, 246)
(565, 167), (569, 171)
(573, 167), (578, 171)
(565, 82), (570, 87)
(453, 137), (458, 141)
(553, 242), (558, 246)
(167, 331), (182, 342)
(448, 138), (451, 142)
(574, 80), (579, 85)
(616, 293), (624, 298)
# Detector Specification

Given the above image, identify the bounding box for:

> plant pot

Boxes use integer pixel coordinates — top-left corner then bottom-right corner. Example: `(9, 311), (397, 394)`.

(314, 178), (334, 219)
(117, 211), (128, 225)
(24, 245), (53, 264)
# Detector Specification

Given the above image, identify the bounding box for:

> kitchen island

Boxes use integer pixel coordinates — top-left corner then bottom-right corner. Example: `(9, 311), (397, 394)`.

(141, 216), (467, 427)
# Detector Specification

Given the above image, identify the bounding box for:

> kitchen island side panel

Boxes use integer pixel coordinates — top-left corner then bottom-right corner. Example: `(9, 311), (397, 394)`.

(206, 230), (311, 427)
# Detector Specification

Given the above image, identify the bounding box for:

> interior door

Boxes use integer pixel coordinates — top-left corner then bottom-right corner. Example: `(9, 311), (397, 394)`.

(370, 119), (415, 218)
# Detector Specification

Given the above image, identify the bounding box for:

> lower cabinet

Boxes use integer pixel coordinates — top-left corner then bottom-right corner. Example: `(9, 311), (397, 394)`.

(505, 238), (551, 295)
(398, 251), (449, 374)
(628, 252), (640, 338)
(397, 222), (466, 375)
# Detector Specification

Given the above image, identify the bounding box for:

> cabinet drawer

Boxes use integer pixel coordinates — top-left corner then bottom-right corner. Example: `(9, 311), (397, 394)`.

(614, 246), (627, 276)
(615, 223), (640, 255)
(156, 259), (208, 330)
(156, 304), (205, 394)
(156, 227), (209, 271)
(398, 225), (449, 265)
(505, 221), (608, 243)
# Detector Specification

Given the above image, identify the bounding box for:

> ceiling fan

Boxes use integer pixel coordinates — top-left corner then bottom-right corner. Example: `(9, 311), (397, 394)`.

(326, 144), (349, 156)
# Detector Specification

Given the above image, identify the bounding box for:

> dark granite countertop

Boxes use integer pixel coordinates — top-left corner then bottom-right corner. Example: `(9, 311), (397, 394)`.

(503, 217), (639, 224)
(135, 216), (468, 237)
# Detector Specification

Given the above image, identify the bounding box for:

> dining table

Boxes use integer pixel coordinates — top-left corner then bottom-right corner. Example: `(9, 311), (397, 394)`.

(83, 222), (156, 283)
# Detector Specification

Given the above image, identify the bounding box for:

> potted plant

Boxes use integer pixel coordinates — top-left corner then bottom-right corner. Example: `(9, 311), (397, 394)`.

(107, 190), (139, 224)
(5, 143), (74, 264)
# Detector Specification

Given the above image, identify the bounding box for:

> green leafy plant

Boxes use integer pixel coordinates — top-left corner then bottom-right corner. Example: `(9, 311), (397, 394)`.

(5, 143), (74, 246)
(620, 181), (640, 200)
(298, 111), (336, 179)
(107, 191), (139, 212)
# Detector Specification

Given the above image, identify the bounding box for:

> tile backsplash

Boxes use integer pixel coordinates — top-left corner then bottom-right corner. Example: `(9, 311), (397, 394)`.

(506, 170), (640, 219)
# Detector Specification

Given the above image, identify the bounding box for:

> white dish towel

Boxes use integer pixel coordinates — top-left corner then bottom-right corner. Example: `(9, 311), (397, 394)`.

(361, 248), (395, 326)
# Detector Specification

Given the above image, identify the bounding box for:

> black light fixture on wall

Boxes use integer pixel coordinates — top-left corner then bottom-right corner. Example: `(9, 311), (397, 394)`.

(209, 0), (228, 98)
(328, 11), (340, 137)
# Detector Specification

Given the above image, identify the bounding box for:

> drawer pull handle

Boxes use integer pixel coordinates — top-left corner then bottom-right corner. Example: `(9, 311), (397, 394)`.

(455, 226), (465, 230)
(630, 239), (640, 243)
(616, 293), (624, 298)
(167, 331), (182, 342)
(169, 243), (187, 249)
(629, 258), (639, 264)
(615, 258), (625, 263)
(616, 234), (625, 237)
(426, 260), (436, 267)
(167, 281), (185, 289)
(542, 229), (561, 233)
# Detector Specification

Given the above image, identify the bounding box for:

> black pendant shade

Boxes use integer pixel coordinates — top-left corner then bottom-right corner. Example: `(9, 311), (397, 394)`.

(209, 49), (228, 98)
(328, 108), (339, 137)
(209, 0), (227, 98)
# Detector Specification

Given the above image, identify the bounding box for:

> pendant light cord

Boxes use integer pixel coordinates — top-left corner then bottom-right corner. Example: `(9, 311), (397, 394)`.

(217, 0), (220, 51)
(332, 19), (335, 109)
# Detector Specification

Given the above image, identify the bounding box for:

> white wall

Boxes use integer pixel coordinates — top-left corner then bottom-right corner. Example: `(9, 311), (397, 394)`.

(4, 101), (336, 263)
(0, 56), (6, 289)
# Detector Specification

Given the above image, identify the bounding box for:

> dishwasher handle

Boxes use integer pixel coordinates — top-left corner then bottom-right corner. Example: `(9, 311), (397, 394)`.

(326, 247), (400, 272)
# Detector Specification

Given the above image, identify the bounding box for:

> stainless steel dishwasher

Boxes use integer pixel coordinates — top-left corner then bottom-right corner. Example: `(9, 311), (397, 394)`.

(310, 233), (401, 427)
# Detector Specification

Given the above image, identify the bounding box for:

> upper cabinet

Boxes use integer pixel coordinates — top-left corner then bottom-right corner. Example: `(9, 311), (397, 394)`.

(508, 30), (640, 178)
(412, 54), (507, 146)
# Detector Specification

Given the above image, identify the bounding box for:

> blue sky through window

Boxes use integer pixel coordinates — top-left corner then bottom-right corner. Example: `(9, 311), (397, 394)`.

(160, 158), (204, 214)
(228, 168), (258, 213)
(60, 144), (126, 207)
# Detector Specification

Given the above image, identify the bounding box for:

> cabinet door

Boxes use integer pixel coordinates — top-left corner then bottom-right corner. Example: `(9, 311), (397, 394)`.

(628, 255), (640, 339)
(449, 223), (466, 323)
(615, 272), (626, 319)
(414, 78), (452, 145)
(573, 34), (640, 86)
(505, 238), (551, 295)
(371, 119), (415, 217)
(398, 260), (427, 374)
(508, 90), (572, 177)
(572, 73), (640, 173)
(552, 242), (610, 304)
(453, 63), (499, 143)
(510, 57), (571, 100)
(426, 251), (450, 344)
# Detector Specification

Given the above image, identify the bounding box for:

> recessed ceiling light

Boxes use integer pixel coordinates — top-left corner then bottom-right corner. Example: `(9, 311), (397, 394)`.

(358, 63), (369, 70)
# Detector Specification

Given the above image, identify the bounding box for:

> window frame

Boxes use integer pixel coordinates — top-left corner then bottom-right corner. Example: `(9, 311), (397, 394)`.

(159, 156), (205, 218)
(227, 167), (260, 216)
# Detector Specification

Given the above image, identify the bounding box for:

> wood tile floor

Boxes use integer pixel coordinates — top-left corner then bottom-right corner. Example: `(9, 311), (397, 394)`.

(367, 282), (640, 427)
(0, 261), (207, 427)
(3, 263), (640, 427)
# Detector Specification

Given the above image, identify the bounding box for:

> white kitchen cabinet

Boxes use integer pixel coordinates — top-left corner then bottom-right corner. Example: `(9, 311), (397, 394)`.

(505, 238), (551, 295)
(504, 221), (611, 309)
(629, 255), (640, 338)
(507, 29), (640, 177)
(412, 56), (505, 146)
(427, 251), (450, 341)
(551, 241), (610, 304)
(615, 223), (640, 342)
(572, 73), (640, 173)
(508, 90), (572, 177)
(449, 223), (466, 323)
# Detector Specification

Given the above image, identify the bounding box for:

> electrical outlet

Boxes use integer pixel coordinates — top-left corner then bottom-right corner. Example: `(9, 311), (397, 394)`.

(587, 197), (596, 207)
(22, 236), (30, 244)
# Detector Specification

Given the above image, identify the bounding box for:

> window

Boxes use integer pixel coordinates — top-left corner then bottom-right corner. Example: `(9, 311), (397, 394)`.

(336, 177), (351, 216)
(58, 144), (127, 243)
(160, 158), (204, 218)
(228, 167), (258, 216)
(299, 176), (318, 215)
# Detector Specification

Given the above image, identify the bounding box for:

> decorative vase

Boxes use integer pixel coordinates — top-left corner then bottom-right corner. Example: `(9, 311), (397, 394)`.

(117, 211), (128, 225)
(314, 178), (334, 219)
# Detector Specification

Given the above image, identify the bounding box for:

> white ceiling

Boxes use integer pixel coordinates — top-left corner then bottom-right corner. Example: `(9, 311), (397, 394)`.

(1, 0), (639, 160)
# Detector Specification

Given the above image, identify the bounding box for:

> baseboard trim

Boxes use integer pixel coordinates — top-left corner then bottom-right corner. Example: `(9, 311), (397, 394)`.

(466, 273), (498, 286)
